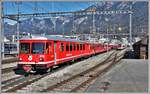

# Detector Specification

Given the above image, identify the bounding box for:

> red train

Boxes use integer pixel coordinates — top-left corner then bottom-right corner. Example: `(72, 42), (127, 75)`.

(16, 35), (112, 73)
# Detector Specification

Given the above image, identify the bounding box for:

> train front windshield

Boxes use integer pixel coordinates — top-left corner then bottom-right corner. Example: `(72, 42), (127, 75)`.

(20, 42), (45, 54)
(20, 43), (30, 54)
(32, 43), (45, 54)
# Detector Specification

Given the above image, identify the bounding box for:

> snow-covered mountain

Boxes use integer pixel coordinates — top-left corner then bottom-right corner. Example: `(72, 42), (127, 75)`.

(4, 1), (148, 37)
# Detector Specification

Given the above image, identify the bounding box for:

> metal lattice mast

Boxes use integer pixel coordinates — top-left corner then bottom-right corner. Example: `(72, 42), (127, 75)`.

(17, 2), (20, 55)
(0, 2), (1, 61)
(93, 9), (96, 34)
(129, 2), (133, 50)
(73, 15), (75, 35)
(1, 2), (4, 59)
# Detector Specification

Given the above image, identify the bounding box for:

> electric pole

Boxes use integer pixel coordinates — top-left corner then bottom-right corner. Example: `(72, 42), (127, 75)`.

(1, 2), (4, 59)
(92, 9), (96, 35)
(17, 2), (20, 55)
(129, 2), (133, 50)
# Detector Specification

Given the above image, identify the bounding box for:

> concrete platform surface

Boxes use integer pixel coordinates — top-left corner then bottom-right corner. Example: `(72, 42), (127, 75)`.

(86, 59), (148, 92)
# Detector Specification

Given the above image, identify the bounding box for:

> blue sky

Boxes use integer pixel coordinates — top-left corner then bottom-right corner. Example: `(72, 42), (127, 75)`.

(3, 1), (96, 25)
(3, 1), (96, 14)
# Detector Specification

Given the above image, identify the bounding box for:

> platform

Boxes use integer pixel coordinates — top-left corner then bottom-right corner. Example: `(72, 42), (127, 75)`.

(86, 59), (148, 92)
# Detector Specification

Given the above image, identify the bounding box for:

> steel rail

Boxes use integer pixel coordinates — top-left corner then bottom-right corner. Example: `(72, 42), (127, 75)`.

(2, 50), (121, 93)
(41, 51), (118, 92)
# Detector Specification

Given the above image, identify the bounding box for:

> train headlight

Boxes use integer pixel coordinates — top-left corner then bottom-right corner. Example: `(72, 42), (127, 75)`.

(39, 57), (44, 61)
(28, 55), (32, 61)
(19, 58), (22, 61)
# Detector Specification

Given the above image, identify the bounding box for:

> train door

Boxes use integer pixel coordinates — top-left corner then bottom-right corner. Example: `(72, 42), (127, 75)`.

(45, 42), (54, 62)
(54, 41), (57, 65)
(58, 42), (65, 63)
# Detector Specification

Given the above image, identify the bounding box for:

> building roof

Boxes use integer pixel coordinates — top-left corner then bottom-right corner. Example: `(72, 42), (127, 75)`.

(20, 35), (85, 43)
(133, 35), (148, 46)
(4, 37), (10, 43)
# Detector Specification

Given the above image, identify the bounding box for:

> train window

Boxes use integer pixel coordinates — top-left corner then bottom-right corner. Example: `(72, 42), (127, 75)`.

(70, 43), (72, 51)
(66, 44), (69, 51)
(77, 44), (79, 50)
(12, 44), (17, 51)
(83, 44), (85, 50)
(80, 44), (82, 50)
(20, 43), (30, 54)
(4, 44), (9, 52)
(60, 43), (64, 52)
(73, 44), (76, 51)
(32, 43), (45, 54)
(46, 43), (49, 54)
(91, 44), (93, 49)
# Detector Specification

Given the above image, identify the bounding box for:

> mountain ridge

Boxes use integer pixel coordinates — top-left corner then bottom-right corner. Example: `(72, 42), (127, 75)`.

(4, 1), (148, 38)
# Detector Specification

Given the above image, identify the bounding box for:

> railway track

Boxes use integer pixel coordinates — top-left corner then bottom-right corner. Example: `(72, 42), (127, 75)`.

(2, 63), (72, 93)
(2, 63), (17, 82)
(2, 57), (19, 74)
(2, 75), (23, 85)
(2, 66), (16, 74)
(1, 73), (50, 92)
(2, 57), (19, 64)
(39, 52), (121, 92)
(2, 50), (125, 93)
(41, 51), (124, 92)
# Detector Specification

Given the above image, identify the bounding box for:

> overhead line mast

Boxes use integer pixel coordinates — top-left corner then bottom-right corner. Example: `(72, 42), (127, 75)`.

(129, 2), (133, 50)
(1, 2), (4, 59)
(2, 2), (134, 51)
(3, 10), (131, 21)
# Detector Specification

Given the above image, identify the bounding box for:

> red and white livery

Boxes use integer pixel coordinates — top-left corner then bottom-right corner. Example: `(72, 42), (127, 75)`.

(17, 35), (112, 73)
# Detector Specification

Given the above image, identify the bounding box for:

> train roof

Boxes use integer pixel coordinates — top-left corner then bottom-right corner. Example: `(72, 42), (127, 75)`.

(20, 35), (86, 43)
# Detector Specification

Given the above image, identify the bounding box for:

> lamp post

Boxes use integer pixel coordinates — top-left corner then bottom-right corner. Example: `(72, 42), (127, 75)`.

(1, 2), (4, 59)
(118, 27), (122, 32)
(16, 2), (21, 56)
(17, 20), (20, 55)
(93, 10), (96, 33)
(105, 18), (109, 52)
(129, 2), (133, 50)
(62, 22), (65, 35)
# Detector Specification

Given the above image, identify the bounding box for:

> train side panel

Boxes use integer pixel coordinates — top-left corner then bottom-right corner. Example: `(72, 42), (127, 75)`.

(17, 36), (112, 73)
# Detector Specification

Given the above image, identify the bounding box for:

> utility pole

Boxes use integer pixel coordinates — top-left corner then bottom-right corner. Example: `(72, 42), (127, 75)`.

(17, 19), (20, 55)
(92, 9), (96, 35)
(107, 27), (109, 52)
(0, 2), (1, 62)
(62, 22), (65, 35)
(51, 17), (57, 33)
(0, 2), (2, 91)
(17, 2), (20, 55)
(1, 2), (4, 59)
(113, 24), (116, 38)
(72, 15), (75, 35)
(129, 2), (133, 50)
(105, 18), (109, 52)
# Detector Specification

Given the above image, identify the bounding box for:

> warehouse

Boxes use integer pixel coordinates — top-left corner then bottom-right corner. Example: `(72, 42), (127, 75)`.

(132, 35), (148, 59)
